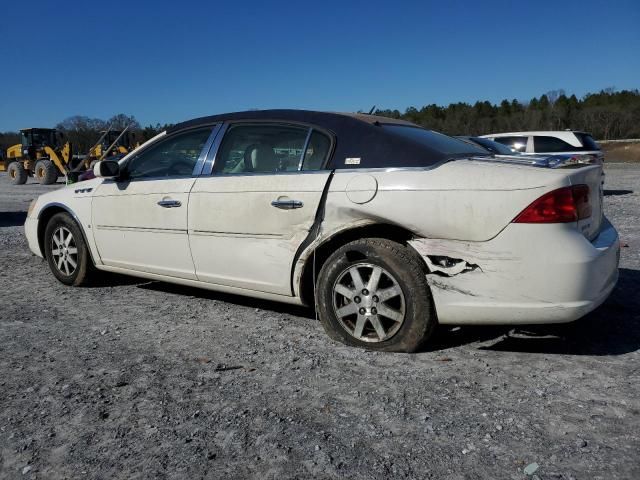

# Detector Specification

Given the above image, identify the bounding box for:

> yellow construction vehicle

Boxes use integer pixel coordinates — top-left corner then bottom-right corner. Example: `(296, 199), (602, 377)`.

(87, 129), (138, 168)
(2, 128), (76, 185)
(2, 126), (140, 185)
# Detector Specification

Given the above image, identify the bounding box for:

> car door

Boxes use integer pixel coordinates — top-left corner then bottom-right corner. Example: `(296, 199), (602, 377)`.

(188, 123), (333, 295)
(91, 126), (218, 279)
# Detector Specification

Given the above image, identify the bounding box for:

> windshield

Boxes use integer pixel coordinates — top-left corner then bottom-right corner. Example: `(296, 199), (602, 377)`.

(383, 125), (489, 157)
(469, 137), (516, 155)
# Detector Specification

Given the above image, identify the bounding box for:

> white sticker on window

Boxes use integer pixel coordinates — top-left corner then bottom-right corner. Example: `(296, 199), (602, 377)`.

(345, 157), (361, 165)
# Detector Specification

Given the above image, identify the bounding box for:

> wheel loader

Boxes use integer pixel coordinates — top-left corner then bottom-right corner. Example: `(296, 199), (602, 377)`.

(86, 129), (137, 168)
(1, 128), (78, 185)
(2, 126), (138, 185)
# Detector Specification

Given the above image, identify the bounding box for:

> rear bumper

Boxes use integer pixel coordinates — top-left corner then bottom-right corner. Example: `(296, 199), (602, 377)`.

(409, 219), (620, 325)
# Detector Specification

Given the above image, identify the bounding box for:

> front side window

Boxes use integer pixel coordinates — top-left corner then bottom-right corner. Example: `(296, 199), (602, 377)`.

(494, 136), (528, 152)
(215, 124), (310, 174)
(125, 127), (212, 179)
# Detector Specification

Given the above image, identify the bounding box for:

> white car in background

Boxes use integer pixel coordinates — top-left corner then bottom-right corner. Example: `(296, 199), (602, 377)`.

(24, 111), (620, 352)
(480, 130), (603, 163)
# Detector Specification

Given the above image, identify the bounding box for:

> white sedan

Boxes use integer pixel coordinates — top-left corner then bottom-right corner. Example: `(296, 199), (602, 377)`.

(24, 110), (620, 352)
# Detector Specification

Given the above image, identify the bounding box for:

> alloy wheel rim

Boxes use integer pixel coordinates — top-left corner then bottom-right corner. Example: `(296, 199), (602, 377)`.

(51, 226), (78, 276)
(332, 262), (406, 343)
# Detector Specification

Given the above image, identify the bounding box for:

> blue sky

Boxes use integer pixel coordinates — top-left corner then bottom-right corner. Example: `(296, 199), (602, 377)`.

(1, 0), (638, 131)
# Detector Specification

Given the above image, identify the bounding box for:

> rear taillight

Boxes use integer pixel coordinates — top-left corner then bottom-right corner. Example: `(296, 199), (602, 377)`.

(513, 185), (591, 223)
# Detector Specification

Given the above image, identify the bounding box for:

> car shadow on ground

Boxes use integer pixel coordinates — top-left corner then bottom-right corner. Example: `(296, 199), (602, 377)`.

(136, 281), (315, 319)
(106, 267), (639, 356)
(428, 268), (640, 356)
(0, 211), (27, 228)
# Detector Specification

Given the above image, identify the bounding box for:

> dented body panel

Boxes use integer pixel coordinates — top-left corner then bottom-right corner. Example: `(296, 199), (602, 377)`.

(189, 172), (331, 295)
(409, 220), (619, 324)
(320, 161), (574, 241)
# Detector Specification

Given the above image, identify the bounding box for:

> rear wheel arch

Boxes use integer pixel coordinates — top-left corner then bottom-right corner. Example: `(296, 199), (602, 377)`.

(297, 223), (428, 306)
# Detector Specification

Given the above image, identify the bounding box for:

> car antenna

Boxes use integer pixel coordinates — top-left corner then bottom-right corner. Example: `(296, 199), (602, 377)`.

(368, 105), (376, 115)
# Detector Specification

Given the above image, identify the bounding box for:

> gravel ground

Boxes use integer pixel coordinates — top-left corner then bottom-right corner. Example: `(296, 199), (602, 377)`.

(1, 166), (638, 480)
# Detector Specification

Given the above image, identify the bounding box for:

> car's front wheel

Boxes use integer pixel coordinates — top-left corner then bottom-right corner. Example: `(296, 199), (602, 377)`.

(34, 160), (58, 185)
(44, 213), (95, 286)
(316, 238), (436, 352)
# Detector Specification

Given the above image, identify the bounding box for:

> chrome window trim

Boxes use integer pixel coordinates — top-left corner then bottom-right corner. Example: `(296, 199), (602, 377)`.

(298, 128), (313, 171)
(198, 169), (331, 178)
(333, 165), (443, 173)
(202, 123), (229, 175)
(192, 123), (222, 176)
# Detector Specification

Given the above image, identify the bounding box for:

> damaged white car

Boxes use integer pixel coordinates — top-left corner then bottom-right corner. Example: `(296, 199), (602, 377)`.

(24, 110), (620, 352)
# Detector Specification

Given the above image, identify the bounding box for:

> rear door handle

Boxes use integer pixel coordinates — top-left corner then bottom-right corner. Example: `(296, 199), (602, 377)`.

(157, 199), (182, 208)
(271, 199), (304, 210)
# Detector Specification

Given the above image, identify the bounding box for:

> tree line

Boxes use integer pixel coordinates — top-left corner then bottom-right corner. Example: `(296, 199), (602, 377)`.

(372, 88), (640, 140)
(2, 87), (639, 155)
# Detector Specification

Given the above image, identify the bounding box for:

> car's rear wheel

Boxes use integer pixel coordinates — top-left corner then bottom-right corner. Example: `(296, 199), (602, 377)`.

(7, 161), (28, 185)
(44, 213), (95, 286)
(316, 238), (436, 352)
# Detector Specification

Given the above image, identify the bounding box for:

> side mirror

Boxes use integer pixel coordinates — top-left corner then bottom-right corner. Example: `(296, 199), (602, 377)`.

(94, 160), (120, 179)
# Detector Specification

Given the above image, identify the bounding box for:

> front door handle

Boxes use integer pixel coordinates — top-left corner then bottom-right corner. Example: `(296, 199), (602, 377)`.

(271, 199), (304, 210)
(157, 199), (182, 208)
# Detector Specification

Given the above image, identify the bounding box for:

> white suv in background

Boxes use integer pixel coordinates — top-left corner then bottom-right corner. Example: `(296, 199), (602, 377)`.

(479, 131), (603, 162)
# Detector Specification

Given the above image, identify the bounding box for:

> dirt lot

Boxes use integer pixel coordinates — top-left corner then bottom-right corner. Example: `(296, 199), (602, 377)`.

(600, 141), (640, 163)
(1, 165), (638, 480)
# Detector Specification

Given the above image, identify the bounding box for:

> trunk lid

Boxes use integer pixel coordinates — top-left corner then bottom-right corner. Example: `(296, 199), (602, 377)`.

(470, 156), (604, 240)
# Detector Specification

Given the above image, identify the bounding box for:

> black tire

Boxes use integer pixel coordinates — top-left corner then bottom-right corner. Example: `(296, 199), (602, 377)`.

(315, 238), (436, 353)
(7, 161), (27, 185)
(44, 213), (95, 286)
(34, 160), (58, 185)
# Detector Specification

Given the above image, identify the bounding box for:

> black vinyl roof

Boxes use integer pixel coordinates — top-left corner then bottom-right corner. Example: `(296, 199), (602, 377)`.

(169, 109), (480, 169)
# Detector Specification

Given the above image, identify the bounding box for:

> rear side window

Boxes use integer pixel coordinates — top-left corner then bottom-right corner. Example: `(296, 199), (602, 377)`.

(215, 124), (309, 174)
(383, 126), (487, 156)
(574, 133), (600, 151)
(533, 136), (585, 153)
(494, 136), (528, 152)
(301, 130), (331, 170)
